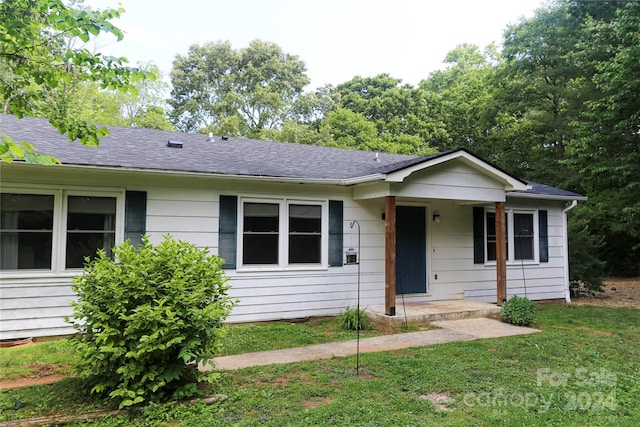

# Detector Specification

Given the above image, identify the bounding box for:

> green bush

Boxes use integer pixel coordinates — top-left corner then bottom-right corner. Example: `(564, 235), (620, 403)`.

(337, 307), (374, 331)
(68, 235), (236, 408)
(500, 295), (537, 327)
(568, 220), (605, 297)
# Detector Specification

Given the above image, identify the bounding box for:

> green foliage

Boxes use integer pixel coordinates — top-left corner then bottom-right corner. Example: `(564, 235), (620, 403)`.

(336, 307), (374, 331)
(0, 0), (153, 163)
(3, 305), (639, 425)
(68, 236), (236, 408)
(170, 39), (309, 136)
(500, 295), (536, 326)
(568, 215), (606, 297)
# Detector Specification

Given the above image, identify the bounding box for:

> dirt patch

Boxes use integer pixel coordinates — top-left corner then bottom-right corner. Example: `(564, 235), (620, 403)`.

(419, 392), (454, 411)
(0, 362), (72, 390)
(0, 373), (66, 390)
(570, 278), (640, 308)
(302, 397), (334, 409)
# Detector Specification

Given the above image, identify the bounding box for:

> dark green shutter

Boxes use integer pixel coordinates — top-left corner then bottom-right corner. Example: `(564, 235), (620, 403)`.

(124, 191), (146, 246)
(539, 210), (548, 263)
(219, 195), (238, 268)
(329, 200), (343, 266)
(473, 207), (485, 264)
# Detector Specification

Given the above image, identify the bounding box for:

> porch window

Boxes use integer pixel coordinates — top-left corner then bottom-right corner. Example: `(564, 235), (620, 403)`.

(486, 211), (508, 262)
(0, 193), (54, 270)
(66, 196), (117, 268)
(514, 213), (534, 260)
(484, 209), (538, 262)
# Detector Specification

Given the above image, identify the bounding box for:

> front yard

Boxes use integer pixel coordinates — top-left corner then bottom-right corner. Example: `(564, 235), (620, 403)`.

(1, 282), (639, 426)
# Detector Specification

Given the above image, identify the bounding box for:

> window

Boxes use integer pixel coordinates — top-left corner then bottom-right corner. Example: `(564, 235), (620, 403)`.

(0, 193), (54, 269)
(485, 211), (508, 262)
(65, 196), (117, 268)
(514, 213), (534, 260)
(483, 209), (538, 263)
(1, 190), (128, 272)
(238, 198), (326, 268)
(289, 204), (321, 264)
(242, 202), (280, 265)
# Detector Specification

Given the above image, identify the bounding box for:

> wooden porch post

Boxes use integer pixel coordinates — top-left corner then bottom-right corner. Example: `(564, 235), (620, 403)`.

(385, 196), (396, 316)
(496, 201), (507, 305)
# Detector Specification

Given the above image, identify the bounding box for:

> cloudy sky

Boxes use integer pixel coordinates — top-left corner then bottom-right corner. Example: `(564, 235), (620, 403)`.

(92, 0), (545, 89)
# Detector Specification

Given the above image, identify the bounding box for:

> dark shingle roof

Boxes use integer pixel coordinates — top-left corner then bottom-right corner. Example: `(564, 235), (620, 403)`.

(518, 180), (586, 200)
(1, 115), (585, 200)
(1, 115), (431, 180)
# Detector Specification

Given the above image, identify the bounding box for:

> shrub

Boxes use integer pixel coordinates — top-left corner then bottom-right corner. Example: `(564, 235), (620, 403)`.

(568, 220), (605, 297)
(500, 295), (536, 327)
(337, 307), (373, 331)
(68, 235), (236, 408)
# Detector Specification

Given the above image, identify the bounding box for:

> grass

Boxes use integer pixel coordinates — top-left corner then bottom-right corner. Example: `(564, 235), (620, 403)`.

(0, 316), (394, 383)
(1, 304), (639, 426)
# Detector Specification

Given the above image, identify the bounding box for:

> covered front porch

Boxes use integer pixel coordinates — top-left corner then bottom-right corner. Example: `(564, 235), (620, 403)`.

(349, 151), (528, 318)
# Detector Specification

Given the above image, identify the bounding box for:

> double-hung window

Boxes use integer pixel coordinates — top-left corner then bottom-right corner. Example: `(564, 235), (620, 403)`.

(65, 196), (117, 268)
(0, 193), (54, 270)
(239, 198), (326, 268)
(484, 209), (538, 263)
(1, 189), (124, 272)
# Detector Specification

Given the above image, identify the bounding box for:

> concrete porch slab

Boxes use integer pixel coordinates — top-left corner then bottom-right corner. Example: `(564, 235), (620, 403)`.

(365, 299), (501, 326)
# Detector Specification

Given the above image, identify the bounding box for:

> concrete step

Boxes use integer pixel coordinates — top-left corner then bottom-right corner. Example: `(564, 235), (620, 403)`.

(365, 300), (501, 326)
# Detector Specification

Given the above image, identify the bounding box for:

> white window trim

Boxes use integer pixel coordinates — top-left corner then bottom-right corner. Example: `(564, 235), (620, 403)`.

(484, 208), (539, 265)
(0, 185), (125, 276)
(62, 190), (125, 272)
(237, 196), (328, 272)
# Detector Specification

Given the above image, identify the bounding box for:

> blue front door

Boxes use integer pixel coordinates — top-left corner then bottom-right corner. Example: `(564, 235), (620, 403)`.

(396, 206), (427, 294)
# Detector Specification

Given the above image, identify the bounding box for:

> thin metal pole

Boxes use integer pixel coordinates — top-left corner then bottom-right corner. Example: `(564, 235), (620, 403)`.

(350, 220), (361, 376)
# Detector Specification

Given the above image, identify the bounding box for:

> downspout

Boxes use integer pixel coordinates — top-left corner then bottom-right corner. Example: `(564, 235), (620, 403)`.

(562, 200), (578, 302)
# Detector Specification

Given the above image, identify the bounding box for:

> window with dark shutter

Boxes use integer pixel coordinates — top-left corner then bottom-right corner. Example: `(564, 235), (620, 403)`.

(219, 195), (238, 268)
(473, 207), (484, 264)
(538, 210), (548, 262)
(328, 200), (343, 266)
(125, 191), (146, 247)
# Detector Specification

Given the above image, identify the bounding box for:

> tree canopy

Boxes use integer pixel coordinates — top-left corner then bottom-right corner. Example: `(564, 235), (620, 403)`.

(169, 40), (310, 137)
(0, 0), (153, 163)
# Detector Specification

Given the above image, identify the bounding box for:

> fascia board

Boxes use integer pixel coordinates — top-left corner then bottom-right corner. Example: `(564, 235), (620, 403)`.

(1, 162), (347, 185)
(507, 192), (588, 201)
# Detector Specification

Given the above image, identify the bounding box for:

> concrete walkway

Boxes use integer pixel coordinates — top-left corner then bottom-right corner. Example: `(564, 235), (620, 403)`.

(202, 318), (540, 371)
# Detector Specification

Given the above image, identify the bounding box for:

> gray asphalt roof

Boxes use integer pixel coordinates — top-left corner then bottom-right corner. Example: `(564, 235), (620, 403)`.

(1, 114), (584, 199)
(1, 114), (432, 180)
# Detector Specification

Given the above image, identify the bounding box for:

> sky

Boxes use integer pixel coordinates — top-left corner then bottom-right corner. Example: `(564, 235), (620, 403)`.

(91, 0), (546, 90)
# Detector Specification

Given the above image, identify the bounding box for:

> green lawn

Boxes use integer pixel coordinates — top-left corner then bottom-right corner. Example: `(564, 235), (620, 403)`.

(1, 304), (639, 426)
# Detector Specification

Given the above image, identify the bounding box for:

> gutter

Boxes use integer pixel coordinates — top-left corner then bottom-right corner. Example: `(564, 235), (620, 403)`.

(562, 200), (579, 302)
(507, 192), (588, 202)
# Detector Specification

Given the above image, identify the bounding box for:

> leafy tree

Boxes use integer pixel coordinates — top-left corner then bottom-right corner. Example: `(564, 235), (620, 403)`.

(566, 0), (640, 275)
(493, 0), (638, 276)
(321, 108), (378, 149)
(0, 0), (152, 163)
(419, 44), (496, 158)
(332, 74), (441, 153)
(169, 40), (309, 137)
